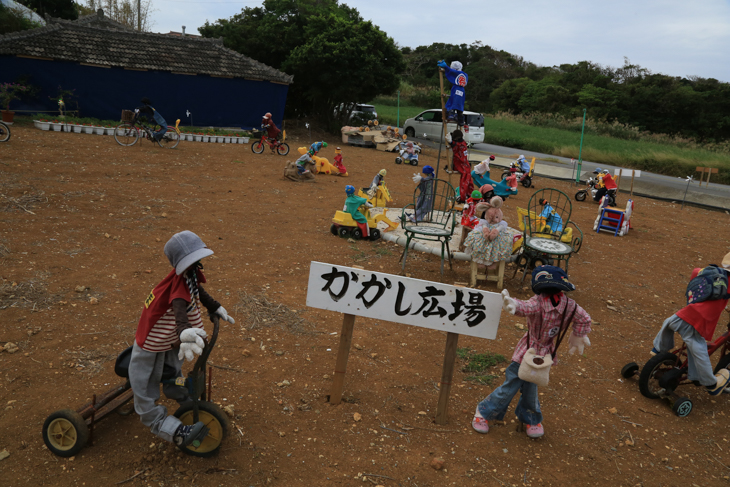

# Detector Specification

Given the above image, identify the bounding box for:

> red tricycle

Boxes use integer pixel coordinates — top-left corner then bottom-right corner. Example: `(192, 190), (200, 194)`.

(42, 316), (229, 457)
(620, 311), (730, 417)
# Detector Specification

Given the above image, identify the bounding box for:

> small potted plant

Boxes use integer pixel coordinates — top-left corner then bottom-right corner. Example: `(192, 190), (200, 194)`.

(0, 82), (29, 124)
(35, 118), (51, 131)
(193, 132), (202, 142)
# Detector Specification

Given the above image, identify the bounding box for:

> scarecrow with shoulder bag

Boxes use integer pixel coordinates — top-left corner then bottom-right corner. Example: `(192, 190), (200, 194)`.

(472, 266), (592, 438)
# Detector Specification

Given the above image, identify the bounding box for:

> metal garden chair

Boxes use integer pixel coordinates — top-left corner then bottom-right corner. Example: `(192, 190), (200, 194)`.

(513, 188), (583, 281)
(399, 178), (457, 275)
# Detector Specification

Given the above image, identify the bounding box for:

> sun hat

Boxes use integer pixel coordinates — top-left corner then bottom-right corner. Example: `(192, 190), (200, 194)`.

(532, 265), (575, 294)
(722, 252), (730, 269)
(164, 231), (214, 276)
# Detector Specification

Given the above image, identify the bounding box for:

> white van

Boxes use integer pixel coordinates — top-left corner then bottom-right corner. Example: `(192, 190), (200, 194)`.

(403, 109), (484, 144)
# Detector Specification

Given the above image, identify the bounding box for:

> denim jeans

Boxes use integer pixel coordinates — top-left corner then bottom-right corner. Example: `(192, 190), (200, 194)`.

(652, 314), (716, 386)
(153, 111), (168, 140)
(477, 361), (542, 425)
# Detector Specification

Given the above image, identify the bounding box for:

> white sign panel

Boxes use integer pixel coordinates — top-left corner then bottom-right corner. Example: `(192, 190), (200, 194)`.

(613, 168), (641, 177)
(306, 262), (503, 340)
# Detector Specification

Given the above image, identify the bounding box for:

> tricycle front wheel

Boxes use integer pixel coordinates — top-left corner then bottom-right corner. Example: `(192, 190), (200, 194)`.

(639, 352), (681, 399)
(173, 402), (230, 457)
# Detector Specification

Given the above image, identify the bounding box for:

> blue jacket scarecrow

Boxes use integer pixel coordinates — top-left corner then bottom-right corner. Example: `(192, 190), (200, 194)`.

(437, 60), (468, 123)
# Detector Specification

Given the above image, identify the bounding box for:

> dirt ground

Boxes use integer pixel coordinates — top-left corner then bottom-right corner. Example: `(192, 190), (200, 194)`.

(2, 123), (730, 487)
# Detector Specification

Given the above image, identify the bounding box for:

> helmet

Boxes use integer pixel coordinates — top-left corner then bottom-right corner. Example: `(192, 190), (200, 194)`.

(593, 168), (603, 174)
(519, 154), (525, 159)
(423, 165), (434, 175)
(489, 155), (495, 160)
(345, 185), (355, 195)
(379, 169), (387, 177)
(471, 190), (482, 199)
(164, 231), (214, 276)
(450, 61), (463, 71)
(322, 142), (328, 148)
(263, 112), (272, 119)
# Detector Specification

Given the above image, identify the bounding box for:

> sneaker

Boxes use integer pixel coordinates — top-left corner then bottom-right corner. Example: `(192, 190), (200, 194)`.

(526, 423), (544, 438)
(173, 421), (209, 447)
(650, 347), (659, 356)
(471, 416), (489, 434)
(707, 369), (730, 396)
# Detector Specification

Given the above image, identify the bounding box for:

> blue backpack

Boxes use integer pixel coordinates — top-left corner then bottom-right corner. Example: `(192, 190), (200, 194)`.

(686, 265), (730, 304)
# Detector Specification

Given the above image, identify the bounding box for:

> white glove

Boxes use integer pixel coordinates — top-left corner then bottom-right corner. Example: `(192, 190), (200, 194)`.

(180, 327), (207, 347)
(501, 289), (516, 315)
(366, 202), (374, 208)
(445, 133), (452, 144)
(215, 306), (235, 324)
(568, 334), (591, 355)
(178, 341), (203, 362)
(412, 174), (422, 184)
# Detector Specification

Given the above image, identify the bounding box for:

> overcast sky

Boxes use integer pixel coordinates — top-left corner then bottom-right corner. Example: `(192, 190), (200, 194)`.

(152, 0), (730, 83)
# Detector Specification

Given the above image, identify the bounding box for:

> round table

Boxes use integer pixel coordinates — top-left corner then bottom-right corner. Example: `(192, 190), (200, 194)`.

(525, 237), (573, 255)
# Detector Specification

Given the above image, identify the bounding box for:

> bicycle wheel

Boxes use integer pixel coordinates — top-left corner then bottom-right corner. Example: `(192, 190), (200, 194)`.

(251, 140), (265, 154)
(114, 123), (139, 146)
(0, 122), (10, 142)
(276, 142), (290, 156)
(157, 127), (180, 149)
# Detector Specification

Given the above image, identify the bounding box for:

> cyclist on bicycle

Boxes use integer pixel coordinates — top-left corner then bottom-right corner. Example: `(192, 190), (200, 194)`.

(261, 112), (281, 143)
(136, 98), (167, 143)
(592, 168), (617, 204)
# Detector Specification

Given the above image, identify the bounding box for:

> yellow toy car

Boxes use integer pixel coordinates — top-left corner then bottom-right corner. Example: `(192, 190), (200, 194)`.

(330, 206), (398, 241)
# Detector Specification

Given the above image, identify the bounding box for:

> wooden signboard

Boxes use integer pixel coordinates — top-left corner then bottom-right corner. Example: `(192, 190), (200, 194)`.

(696, 166), (718, 188)
(613, 168), (641, 196)
(306, 262), (503, 424)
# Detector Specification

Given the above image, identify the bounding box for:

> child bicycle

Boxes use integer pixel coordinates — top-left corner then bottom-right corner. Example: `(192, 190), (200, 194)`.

(251, 133), (289, 155)
(0, 121), (10, 142)
(114, 109), (181, 149)
(620, 310), (730, 417)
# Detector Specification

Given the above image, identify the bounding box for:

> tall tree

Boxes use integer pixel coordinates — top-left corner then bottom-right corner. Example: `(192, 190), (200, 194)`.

(18, 0), (78, 19)
(199, 0), (402, 126)
(83, 0), (155, 30)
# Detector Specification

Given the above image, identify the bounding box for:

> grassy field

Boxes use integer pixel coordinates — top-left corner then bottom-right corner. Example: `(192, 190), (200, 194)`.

(484, 117), (730, 184)
(371, 103), (427, 127)
(371, 103), (730, 185)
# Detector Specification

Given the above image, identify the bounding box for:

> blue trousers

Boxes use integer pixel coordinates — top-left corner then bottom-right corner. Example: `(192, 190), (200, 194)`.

(477, 361), (542, 425)
(153, 111), (168, 140)
(652, 314), (716, 386)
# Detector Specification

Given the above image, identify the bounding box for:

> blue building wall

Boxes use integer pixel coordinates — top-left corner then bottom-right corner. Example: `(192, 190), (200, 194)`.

(2, 56), (289, 129)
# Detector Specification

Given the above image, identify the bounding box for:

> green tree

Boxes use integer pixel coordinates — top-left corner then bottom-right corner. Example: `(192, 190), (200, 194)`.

(283, 13), (403, 124)
(489, 78), (533, 113)
(199, 0), (402, 126)
(18, 0), (78, 19)
(0, 3), (43, 34)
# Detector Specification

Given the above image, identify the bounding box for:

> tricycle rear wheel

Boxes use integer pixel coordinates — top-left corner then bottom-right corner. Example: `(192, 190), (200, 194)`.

(620, 362), (639, 379)
(42, 409), (89, 457)
(639, 352), (681, 399)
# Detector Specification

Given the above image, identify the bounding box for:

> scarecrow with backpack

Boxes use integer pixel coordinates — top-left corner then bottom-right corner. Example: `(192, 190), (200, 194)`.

(650, 253), (730, 395)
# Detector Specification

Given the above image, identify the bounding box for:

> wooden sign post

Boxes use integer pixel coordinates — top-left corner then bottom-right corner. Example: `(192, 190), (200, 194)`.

(613, 168), (641, 197)
(696, 166), (718, 188)
(306, 262), (503, 425)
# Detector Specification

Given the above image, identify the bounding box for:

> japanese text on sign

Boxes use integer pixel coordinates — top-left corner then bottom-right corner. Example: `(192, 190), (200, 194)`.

(306, 262), (503, 340)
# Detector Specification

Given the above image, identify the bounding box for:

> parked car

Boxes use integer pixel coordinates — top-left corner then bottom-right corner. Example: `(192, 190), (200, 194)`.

(336, 103), (378, 122)
(403, 109), (484, 144)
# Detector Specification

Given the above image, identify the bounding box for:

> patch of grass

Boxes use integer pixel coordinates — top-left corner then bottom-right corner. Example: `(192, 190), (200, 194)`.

(374, 246), (392, 256)
(484, 115), (730, 184)
(371, 103), (429, 127)
(349, 244), (366, 262)
(458, 348), (506, 375)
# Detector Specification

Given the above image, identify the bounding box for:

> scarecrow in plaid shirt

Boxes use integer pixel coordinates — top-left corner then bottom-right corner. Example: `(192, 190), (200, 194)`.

(471, 265), (592, 438)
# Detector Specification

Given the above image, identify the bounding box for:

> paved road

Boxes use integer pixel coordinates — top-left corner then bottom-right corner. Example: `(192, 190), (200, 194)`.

(403, 133), (730, 210)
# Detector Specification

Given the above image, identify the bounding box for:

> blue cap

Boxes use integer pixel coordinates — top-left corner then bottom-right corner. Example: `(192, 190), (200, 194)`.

(593, 168), (603, 174)
(423, 165), (434, 175)
(532, 265), (575, 294)
(345, 185), (355, 195)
